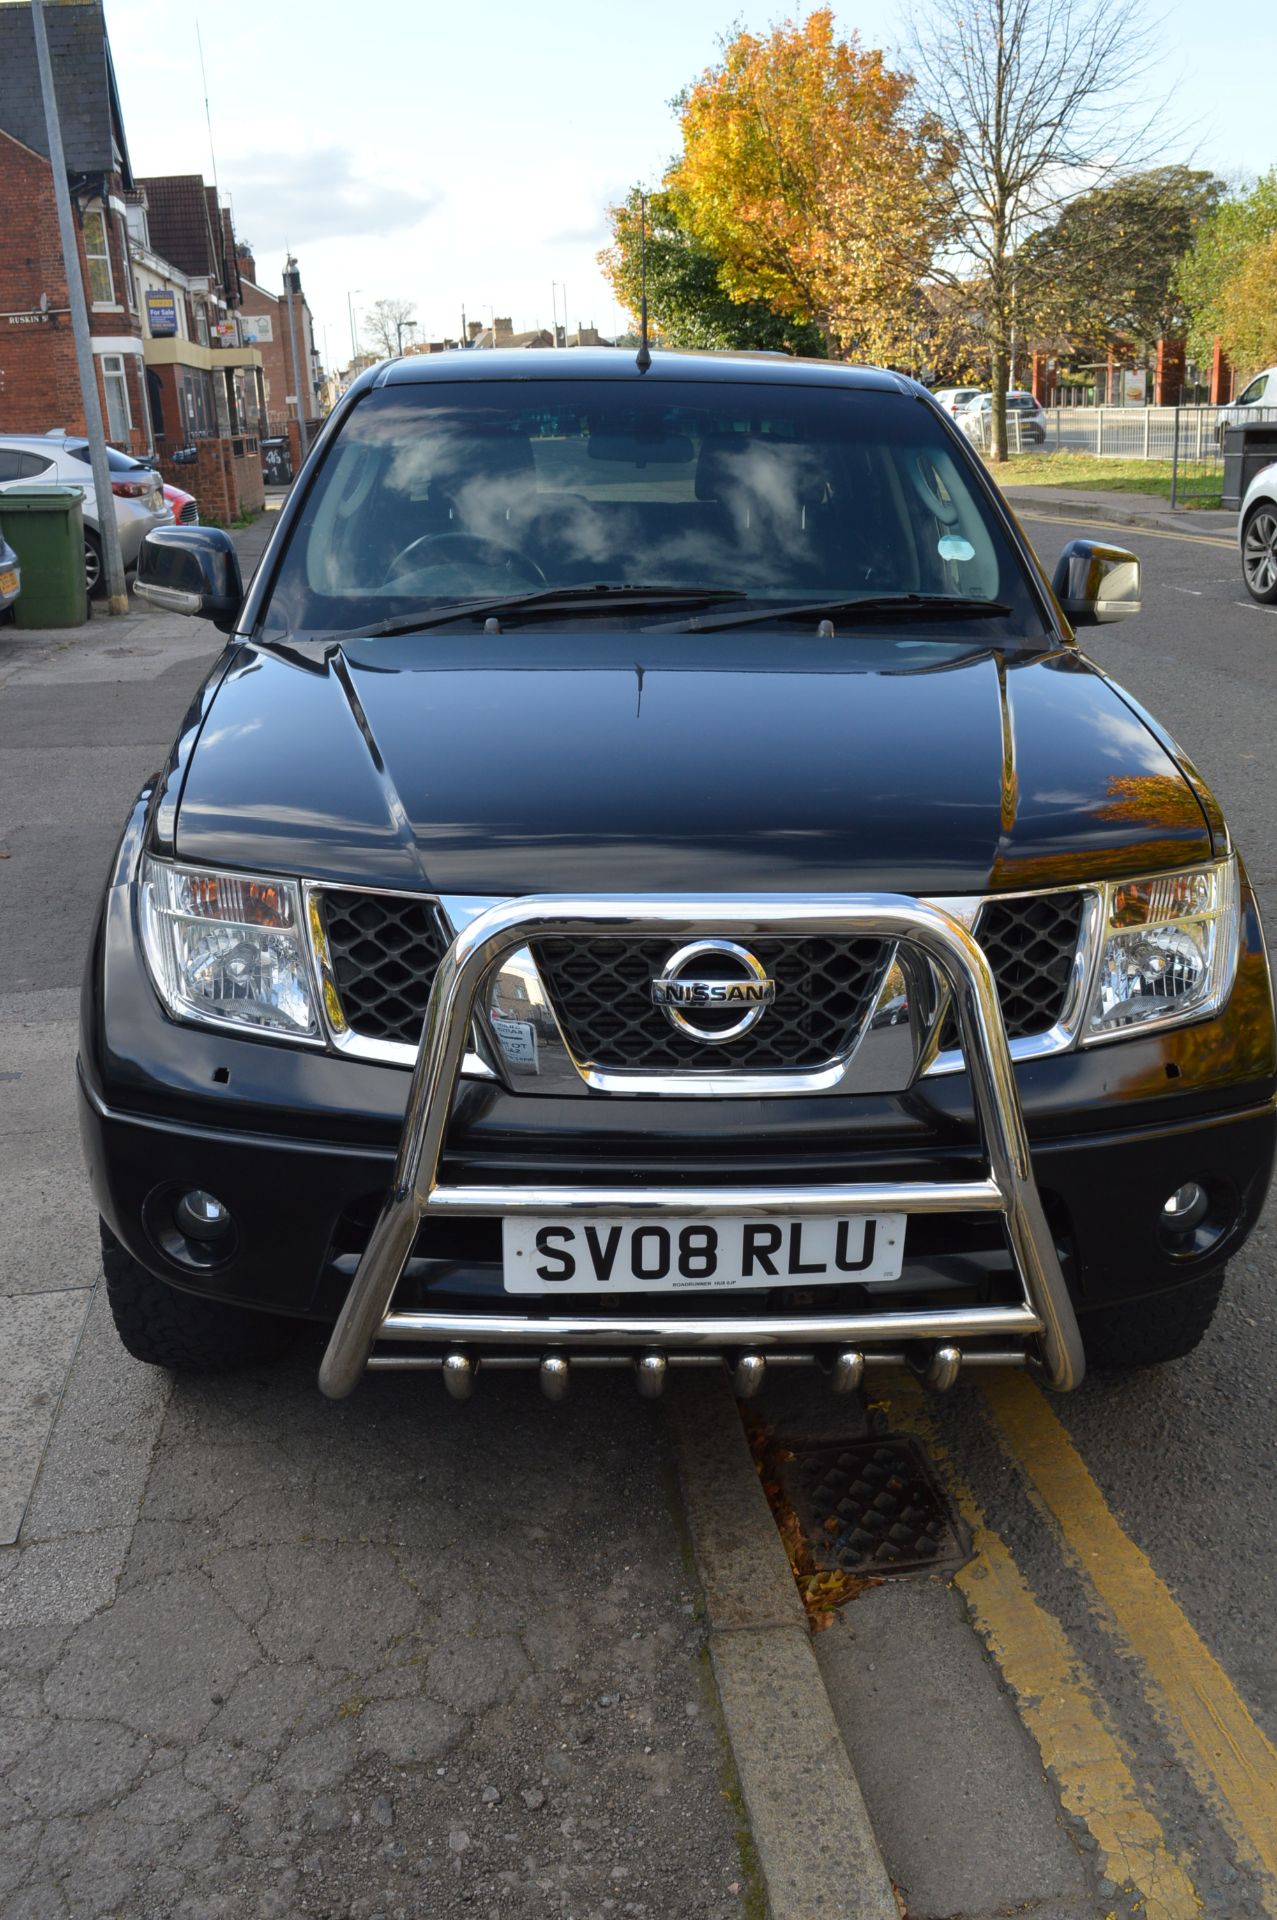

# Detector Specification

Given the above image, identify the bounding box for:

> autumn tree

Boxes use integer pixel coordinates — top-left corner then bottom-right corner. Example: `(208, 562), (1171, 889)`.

(1214, 236), (1277, 373)
(1176, 171), (1277, 374)
(670, 12), (952, 362)
(362, 296), (419, 359)
(1018, 168), (1223, 359)
(908, 0), (1163, 461)
(599, 187), (826, 355)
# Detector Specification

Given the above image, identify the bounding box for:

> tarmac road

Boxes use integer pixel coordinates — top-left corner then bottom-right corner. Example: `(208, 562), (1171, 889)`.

(802, 510), (1277, 1920)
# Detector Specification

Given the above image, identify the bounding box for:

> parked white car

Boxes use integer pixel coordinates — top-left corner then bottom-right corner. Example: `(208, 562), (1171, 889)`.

(930, 386), (983, 418)
(1219, 367), (1277, 435)
(0, 432), (171, 594)
(957, 391), (1048, 447)
(1238, 459), (1277, 605)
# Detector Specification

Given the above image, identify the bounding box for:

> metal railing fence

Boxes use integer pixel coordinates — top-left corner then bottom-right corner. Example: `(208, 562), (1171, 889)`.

(962, 404), (1277, 507)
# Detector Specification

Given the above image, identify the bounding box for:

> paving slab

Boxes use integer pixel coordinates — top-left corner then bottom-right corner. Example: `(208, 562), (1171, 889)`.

(0, 1289), (90, 1544)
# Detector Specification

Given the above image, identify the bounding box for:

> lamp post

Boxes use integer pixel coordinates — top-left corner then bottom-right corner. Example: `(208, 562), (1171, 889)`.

(346, 289), (361, 370)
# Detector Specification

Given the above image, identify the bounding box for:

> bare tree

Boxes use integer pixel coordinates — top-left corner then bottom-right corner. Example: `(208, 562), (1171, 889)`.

(362, 296), (419, 360)
(908, 0), (1163, 460)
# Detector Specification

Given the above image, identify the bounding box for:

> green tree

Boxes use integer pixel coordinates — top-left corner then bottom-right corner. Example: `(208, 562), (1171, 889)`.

(1018, 168), (1224, 356)
(1176, 171), (1277, 370)
(599, 187), (826, 355)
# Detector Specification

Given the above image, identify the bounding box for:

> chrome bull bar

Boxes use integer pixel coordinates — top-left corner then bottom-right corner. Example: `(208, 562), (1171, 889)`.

(318, 896), (1086, 1399)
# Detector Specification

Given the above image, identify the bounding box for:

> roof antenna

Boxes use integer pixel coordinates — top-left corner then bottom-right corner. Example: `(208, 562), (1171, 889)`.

(635, 191), (652, 373)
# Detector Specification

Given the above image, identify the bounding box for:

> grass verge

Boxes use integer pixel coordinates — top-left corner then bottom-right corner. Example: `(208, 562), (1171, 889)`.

(983, 451), (1222, 508)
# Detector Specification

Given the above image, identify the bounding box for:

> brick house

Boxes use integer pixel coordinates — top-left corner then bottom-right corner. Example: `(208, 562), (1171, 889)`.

(235, 245), (323, 464)
(0, 0), (148, 450)
(136, 178), (265, 436)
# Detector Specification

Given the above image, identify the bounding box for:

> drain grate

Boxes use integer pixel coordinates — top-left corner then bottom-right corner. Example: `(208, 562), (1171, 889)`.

(780, 1435), (970, 1579)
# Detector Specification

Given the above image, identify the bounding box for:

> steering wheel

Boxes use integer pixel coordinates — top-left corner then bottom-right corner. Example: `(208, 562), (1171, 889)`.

(384, 531), (547, 586)
(908, 457), (960, 526)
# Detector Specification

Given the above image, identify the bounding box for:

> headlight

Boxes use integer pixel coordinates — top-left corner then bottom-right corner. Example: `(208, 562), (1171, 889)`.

(138, 857), (319, 1040)
(1083, 856), (1239, 1042)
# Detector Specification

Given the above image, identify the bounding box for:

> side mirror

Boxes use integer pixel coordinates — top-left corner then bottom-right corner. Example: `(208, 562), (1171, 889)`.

(134, 525), (243, 633)
(1051, 538), (1141, 625)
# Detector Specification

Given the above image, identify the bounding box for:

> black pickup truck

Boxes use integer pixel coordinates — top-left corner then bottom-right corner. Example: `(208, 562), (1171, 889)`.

(78, 349), (1275, 1401)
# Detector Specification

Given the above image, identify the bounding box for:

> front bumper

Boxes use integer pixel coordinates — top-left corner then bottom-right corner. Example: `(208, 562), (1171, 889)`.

(79, 827), (1277, 1392)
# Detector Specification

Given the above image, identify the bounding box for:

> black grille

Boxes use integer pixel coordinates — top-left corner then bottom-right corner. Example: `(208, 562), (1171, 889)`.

(942, 891), (1085, 1049)
(321, 890), (450, 1045)
(531, 937), (890, 1071)
(317, 888), (1085, 1062)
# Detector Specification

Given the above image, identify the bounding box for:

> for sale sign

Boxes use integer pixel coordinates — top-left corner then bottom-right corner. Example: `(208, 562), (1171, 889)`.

(145, 291), (178, 337)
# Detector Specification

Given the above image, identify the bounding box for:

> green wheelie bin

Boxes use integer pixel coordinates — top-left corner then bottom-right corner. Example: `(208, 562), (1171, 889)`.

(0, 485), (87, 628)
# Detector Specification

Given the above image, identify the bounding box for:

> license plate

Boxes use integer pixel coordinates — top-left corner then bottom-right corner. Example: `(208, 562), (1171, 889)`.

(0, 570), (16, 596)
(502, 1213), (906, 1294)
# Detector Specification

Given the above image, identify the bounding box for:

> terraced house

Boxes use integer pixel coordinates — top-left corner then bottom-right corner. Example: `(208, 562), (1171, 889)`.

(0, 0), (145, 449)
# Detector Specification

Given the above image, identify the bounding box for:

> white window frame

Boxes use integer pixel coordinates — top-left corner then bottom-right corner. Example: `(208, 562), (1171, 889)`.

(83, 207), (117, 308)
(101, 353), (132, 442)
(117, 214), (136, 314)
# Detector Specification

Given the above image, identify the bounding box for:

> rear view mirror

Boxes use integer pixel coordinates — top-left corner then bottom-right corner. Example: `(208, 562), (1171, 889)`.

(587, 432), (694, 466)
(134, 526), (243, 633)
(1051, 538), (1141, 625)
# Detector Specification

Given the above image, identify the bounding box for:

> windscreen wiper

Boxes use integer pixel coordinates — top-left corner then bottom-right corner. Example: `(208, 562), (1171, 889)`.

(334, 583), (748, 641)
(653, 593), (1014, 633)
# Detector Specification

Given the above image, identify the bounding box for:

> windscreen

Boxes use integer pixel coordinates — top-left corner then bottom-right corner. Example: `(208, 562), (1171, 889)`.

(258, 378), (1046, 640)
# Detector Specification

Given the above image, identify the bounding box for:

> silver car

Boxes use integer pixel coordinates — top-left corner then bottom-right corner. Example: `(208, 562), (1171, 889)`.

(958, 391), (1048, 448)
(0, 529), (19, 614)
(0, 432), (172, 595)
(1239, 459), (1277, 605)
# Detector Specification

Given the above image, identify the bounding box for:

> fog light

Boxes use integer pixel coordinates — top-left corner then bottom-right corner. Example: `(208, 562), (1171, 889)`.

(1162, 1182), (1208, 1231)
(174, 1190), (233, 1244)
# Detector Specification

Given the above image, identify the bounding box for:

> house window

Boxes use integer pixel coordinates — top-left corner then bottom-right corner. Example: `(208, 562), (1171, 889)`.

(180, 368), (215, 437)
(101, 354), (131, 441)
(83, 208), (115, 305)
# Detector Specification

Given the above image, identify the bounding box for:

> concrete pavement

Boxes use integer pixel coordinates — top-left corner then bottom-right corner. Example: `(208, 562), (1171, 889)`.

(999, 480), (1235, 541)
(0, 525), (751, 1918)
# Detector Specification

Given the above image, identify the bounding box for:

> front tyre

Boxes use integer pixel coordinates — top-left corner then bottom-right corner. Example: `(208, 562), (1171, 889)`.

(1241, 503), (1277, 604)
(84, 529), (104, 599)
(101, 1222), (297, 1372)
(1078, 1269), (1225, 1373)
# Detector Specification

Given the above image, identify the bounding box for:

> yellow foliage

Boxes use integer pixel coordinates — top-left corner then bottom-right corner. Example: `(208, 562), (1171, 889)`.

(1216, 233), (1277, 374)
(672, 10), (953, 362)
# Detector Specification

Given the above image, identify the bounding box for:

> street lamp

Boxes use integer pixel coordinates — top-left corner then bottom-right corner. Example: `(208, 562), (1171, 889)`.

(346, 289), (361, 367)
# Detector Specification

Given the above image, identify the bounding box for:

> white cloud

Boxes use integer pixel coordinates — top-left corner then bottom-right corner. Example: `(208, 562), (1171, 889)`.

(228, 147), (438, 250)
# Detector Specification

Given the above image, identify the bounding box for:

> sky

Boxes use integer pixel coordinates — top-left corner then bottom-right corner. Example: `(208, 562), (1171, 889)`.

(102, 0), (1276, 373)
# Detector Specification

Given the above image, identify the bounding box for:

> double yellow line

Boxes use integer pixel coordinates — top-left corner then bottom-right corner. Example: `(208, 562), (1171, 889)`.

(889, 1375), (1277, 1917)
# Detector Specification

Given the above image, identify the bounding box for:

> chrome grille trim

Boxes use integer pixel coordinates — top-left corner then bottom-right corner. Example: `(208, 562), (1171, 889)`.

(303, 882), (1103, 1090)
